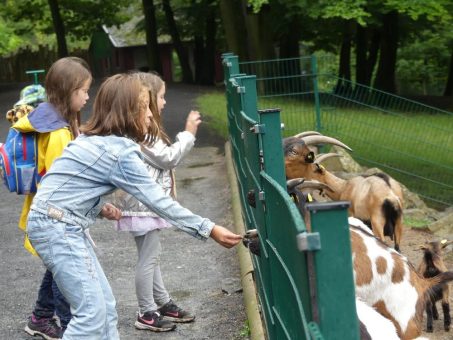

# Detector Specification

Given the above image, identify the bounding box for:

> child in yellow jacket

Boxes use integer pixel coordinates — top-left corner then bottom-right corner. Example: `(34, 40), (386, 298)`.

(10, 57), (99, 340)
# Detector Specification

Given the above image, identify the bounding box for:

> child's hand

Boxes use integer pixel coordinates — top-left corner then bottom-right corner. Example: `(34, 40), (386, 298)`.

(101, 203), (122, 220)
(210, 225), (243, 248)
(185, 110), (202, 136)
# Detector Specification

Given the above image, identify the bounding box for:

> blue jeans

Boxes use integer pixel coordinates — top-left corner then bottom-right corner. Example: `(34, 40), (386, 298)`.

(27, 211), (119, 340)
(34, 269), (71, 327)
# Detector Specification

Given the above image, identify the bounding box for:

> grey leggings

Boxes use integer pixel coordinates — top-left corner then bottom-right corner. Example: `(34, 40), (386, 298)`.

(134, 230), (170, 314)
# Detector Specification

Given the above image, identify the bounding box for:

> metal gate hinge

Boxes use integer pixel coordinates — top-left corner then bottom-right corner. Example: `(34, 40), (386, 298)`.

(237, 86), (245, 93)
(250, 124), (265, 134)
(297, 232), (321, 251)
(258, 190), (265, 201)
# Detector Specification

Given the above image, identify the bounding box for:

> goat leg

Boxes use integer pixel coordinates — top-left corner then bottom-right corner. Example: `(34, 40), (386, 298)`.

(426, 300), (434, 332)
(433, 302), (439, 320)
(442, 302), (451, 331)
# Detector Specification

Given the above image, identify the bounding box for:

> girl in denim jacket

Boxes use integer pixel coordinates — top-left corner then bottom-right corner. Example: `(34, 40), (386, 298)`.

(26, 73), (242, 340)
(111, 72), (198, 332)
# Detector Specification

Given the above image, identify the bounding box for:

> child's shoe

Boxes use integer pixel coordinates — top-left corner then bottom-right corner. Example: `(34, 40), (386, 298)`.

(24, 314), (63, 340)
(158, 300), (195, 323)
(135, 311), (176, 332)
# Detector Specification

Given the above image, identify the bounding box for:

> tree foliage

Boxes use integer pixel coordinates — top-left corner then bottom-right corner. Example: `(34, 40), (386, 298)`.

(1, 0), (452, 94)
(0, 0), (130, 54)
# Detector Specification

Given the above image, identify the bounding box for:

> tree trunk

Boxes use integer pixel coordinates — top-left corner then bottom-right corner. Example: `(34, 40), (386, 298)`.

(355, 24), (368, 85)
(242, 2), (274, 61)
(335, 21), (353, 94)
(279, 16), (300, 59)
(142, 0), (161, 74)
(218, 0), (248, 59)
(162, 0), (193, 83)
(366, 29), (380, 83)
(443, 48), (453, 96)
(47, 0), (68, 58)
(278, 15), (301, 94)
(198, 2), (217, 85)
(373, 11), (398, 93)
(356, 25), (380, 87)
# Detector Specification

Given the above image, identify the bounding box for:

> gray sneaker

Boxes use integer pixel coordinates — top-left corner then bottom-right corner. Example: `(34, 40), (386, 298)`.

(24, 315), (62, 340)
(159, 300), (195, 323)
(135, 311), (176, 332)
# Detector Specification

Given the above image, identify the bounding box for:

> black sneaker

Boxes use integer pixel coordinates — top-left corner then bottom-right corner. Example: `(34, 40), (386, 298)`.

(24, 315), (63, 340)
(159, 300), (195, 323)
(135, 311), (176, 332)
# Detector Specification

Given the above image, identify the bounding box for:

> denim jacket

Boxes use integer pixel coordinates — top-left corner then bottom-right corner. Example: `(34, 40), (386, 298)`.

(29, 134), (213, 240)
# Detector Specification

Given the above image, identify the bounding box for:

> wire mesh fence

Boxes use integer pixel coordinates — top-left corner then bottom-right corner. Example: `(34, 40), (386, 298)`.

(240, 56), (453, 209)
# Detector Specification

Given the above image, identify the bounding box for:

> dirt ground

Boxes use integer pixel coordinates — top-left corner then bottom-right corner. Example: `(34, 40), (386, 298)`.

(398, 226), (453, 340)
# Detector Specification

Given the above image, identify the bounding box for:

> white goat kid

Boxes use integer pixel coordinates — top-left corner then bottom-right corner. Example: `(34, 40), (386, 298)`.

(349, 217), (453, 340)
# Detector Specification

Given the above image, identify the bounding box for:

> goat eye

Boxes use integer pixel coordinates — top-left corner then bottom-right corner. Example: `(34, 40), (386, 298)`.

(290, 149), (298, 156)
(305, 152), (315, 163)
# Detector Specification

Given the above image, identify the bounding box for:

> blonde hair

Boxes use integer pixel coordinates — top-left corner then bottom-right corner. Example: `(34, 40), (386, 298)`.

(81, 74), (150, 142)
(132, 72), (171, 146)
(45, 57), (92, 137)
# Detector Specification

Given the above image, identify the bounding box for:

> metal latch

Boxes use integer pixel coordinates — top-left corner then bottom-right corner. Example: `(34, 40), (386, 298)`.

(236, 86), (245, 93)
(250, 124), (265, 134)
(297, 232), (321, 251)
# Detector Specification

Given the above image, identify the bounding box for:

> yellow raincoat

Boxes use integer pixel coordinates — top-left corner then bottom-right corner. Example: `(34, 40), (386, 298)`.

(13, 103), (73, 255)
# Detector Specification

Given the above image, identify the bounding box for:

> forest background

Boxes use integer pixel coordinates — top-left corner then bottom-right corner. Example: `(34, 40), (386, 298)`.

(1, 0), (453, 102)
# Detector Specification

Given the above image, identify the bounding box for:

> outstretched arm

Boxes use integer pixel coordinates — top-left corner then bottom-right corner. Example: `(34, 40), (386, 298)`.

(210, 225), (243, 248)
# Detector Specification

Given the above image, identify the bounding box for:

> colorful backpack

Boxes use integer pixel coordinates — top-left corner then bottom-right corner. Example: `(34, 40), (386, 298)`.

(0, 106), (41, 194)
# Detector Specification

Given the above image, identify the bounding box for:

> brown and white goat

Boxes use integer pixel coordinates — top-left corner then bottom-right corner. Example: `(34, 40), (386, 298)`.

(287, 179), (442, 339)
(417, 239), (452, 332)
(283, 133), (404, 251)
(348, 217), (453, 339)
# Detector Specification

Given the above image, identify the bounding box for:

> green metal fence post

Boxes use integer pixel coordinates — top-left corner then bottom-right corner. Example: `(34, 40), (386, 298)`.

(222, 53), (239, 81)
(305, 202), (359, 340)
(259, 108), (315, 340)
(236, 75), (279, 338)
(310, 55), (322, 132)
(258, 109), (286, 186)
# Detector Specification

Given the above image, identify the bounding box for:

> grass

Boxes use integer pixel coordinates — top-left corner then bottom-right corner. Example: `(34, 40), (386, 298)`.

(196, 91), (453, 209)
(403, 217), (431, 229)
(196, 91), (229, 138)
(238, 320), (251, 338)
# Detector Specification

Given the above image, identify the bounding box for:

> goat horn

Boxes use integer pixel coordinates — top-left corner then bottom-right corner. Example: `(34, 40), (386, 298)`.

(287, 178), (333, 192)
(301, 135), (353, 152)
(297, 180), (333, 192)
(315, 153), (342, 164)
(286, 178), (305, 190)
(294, 131), (321, 138)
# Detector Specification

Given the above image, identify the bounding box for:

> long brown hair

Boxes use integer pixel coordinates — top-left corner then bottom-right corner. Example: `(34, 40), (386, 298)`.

(132, 72), (171, 146)
(81, 74), (149, 142)
(45, 57), (92, 137)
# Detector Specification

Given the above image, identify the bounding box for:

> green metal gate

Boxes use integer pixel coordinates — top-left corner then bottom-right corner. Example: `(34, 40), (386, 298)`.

(223, 53), (359, 339)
